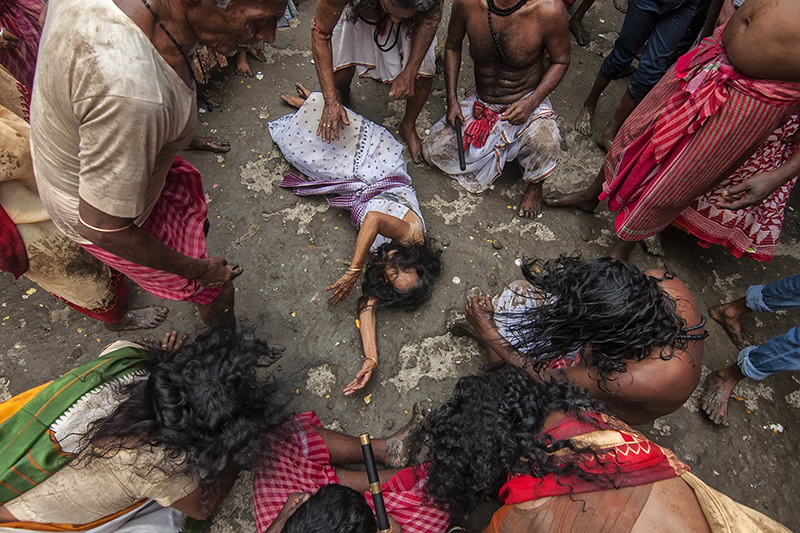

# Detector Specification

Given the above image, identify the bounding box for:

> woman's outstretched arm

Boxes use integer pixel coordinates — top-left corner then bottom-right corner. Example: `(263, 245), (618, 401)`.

(343, 297), (380, 395)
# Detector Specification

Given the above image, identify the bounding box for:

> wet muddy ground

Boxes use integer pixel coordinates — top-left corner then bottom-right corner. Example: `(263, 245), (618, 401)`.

(2, 0), (800, 530)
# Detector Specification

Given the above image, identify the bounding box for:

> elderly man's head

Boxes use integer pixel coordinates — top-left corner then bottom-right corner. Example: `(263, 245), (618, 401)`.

(187, 0), (289, 55)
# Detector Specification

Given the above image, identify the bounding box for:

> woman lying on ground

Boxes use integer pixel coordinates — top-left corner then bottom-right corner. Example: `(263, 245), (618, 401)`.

(270, 86), (442, 395)
(450, 255), (707, 425)
(421, 369), (790, 532)
(253, 405), (449, 533)
(0, 330), (283, 532)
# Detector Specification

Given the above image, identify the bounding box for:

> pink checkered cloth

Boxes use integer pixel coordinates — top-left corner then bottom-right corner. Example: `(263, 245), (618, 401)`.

(81, 156), (222, 305)
(253, 412), (449, 533)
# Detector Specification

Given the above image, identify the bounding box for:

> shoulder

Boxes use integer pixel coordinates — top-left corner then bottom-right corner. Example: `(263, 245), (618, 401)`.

(530, 0), (568, 22)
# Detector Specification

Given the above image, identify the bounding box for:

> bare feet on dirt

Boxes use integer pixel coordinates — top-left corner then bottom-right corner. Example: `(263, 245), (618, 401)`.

(383, 402), (425, 468)
(614, 0), (627, 13)
(247, 47), (267, 63)
(104, 306), (168, 331)
(545, 190), (600, 212)
(519, 182), (544, 218)
(702, 366), (745, 426)
(569, 17), (591, 47)
(188, 136), (231, 153)
(399, 120), (423, 164)
(158, 330), (189, 353)
(447, 317), (479, 340)
(280, 83), (312, 108)
(205, 89), (223, 109)
(575, 107), (594, 137)
(235, 49), (254, 77)
(710, 300), (752, 349)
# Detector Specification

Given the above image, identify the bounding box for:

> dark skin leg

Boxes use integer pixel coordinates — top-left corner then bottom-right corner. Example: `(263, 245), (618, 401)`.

(399, 76), (433, 164)
(545, 166), (604, 212)
(710, 297), (753, 349)
(598, 91), (637, 151)
(569, 0), (596, 46)
(702, 363), (746, 426)
(519, 181), (544, 218)
(575, 71), (611, 137)
(334, 65), (355, 106)
(197, 280), (236, 329)
(104, 306), (169, 331)
(608, 238), (636, 261)
(235, 49), (254, 77)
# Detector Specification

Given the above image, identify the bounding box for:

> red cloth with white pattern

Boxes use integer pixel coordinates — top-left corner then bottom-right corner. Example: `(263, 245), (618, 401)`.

(81, 156), (222, 305)
(0, 0), (43, 90)
(462, 101), (500, 149)
(253, 412), (449, 533)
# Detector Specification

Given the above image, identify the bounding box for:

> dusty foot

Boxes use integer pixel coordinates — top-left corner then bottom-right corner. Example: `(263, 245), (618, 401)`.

(614, 0), (627, 12)
(569, 17), (591, 46)
(702, 368), (742, 426)
(280, 94), (306, 108)
(399, 121), (423, 164)
(447, 317), (479, 340)
(608, 240), (635, 261)
(710, 303), (752, 350)
(105, 306), (168, 331)
(575, 107), (594, 137)
(157, 330), (189, 353)
(519, 182), (544, 218)
(188, 136), (231, 153)
(205, 89), (223, 109)
(247, 47), (267, 62)
(235, 50), (254, 77)
(384, 403), (425, 468)
(643, 234), (664, 256)
(597, 133), (614, 152)
(544, 190), (599, 212)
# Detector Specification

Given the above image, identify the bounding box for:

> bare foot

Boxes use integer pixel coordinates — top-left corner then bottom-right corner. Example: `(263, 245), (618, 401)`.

(569, 17), (591, 46)
(206, 89), (223, 109)
(235, 50), (254, 77)
(280, 94), (306, 108)
(608, 239), (636, 261)
(294, 82), (312, 99)
(702, 366), (745, 426)
(544, 190), (600, 212)
(104, 306), (168, 331)
(614, 0), (627, 12)
(399, 121), (423, 164)
(247, 47), (267, 63)
(597, 133), (614, 152)
(383, 403), (425, 468)
(710, 300), (752, 350)
(575, 106), (594, 137)
(519, 182), (544, 218)
(158, 330), (189, 353)
(643, 234), (664, 256)
(447, 317), (479, 340)
(188, 136), (231, 153)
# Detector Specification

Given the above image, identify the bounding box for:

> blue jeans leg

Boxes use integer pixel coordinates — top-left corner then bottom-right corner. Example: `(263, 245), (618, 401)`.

(746, 274), (800, 313)
(600, 0), (661, 80)
(738, 326), (800, 380)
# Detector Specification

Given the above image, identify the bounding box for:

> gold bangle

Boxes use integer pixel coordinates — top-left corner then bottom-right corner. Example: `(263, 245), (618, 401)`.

(78, 214), (133, 233)
(347, 267), (363, 272)
(364, 356), (378, 368)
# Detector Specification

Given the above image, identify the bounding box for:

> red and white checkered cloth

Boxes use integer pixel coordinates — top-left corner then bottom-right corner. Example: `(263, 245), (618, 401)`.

(253, 412), (449, 533)
(82, 157), (221, 305)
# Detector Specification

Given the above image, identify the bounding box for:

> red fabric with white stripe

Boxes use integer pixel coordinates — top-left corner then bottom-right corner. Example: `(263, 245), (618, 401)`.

(81, 156), (221, 305)
(253, 412), (449, 533)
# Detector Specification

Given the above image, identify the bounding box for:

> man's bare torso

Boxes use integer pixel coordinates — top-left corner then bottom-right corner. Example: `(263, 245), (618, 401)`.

(723, 0), (800, 82)
(461, 0), (564, 104)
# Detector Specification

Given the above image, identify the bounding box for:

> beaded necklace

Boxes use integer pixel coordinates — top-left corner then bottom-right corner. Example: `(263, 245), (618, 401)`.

(486, 0), (528, 64)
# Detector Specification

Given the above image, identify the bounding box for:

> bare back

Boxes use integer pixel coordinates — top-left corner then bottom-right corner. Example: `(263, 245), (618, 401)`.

(458, 0), (569, 104)
(722, 0), (800, 82)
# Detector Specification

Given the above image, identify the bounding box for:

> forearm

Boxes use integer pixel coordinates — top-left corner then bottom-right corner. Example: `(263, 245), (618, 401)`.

(772, 147), (800, 183)
(522, 62), (568, 109)
(444, 46), (462, 105)
(359, 299), (379, 360)
(479, 329), (527, 368)
(80, 225), (201, 279)
(312, 33), (340, 102)
(405, 14), (441, 74)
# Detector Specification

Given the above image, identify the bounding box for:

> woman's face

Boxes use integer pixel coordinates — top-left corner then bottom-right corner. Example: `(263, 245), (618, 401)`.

(384, 262), (420, 292)
(379, 0), (418, 23)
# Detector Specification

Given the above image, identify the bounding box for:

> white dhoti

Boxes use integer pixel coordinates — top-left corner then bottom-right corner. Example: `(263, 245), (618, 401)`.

(423, 91), (561, 194)
(332, 15), (437, 82)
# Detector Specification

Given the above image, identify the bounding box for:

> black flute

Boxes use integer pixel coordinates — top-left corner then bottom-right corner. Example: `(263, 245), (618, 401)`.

(360, 433), (391, 532)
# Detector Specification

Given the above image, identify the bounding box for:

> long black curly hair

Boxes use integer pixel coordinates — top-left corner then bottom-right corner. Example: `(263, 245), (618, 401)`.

(498, 256), (688, 384)
(421, 369), (608, 521)
(360, 240), (442, 312)
(79, 330), (284, 497)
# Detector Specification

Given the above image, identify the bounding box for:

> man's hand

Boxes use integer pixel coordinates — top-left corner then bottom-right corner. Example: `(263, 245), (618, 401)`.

(446, 99), (465, 129)
(501, 95), (539, 126)
(317, 99), (350, 143)
(0, 28), (19, 50)
(465, 295), (498, 340)
(716, 171), (785, 210)
(343, 359), (376, 395)
(389, 69), (417, 100)
(265, 493), (310, 533)
(193, 257), (243, 287)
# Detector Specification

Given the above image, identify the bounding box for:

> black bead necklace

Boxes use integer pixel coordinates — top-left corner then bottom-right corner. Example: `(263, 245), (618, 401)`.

(486, 0), (528, 64)
(138, 0), (211, 109)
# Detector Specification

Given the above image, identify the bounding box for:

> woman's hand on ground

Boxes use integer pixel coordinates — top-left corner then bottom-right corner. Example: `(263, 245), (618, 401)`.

(160, 331), (188, 353)
(343, 359), (376, 395)
(326, 270), (361, 304)
(317, 100), (350, 143)
(0, 28), (19, 50)
(465, 294), (497, 340)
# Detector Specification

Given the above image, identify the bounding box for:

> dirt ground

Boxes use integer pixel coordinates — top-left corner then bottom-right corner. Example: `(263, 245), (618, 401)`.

(3, 0), (800, 530)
